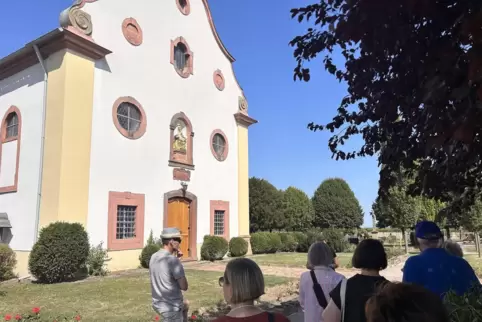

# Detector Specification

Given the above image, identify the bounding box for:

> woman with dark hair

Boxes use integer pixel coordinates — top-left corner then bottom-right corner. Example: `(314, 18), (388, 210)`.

(365, 283), (450, 322)
(322, 239), (388, 322)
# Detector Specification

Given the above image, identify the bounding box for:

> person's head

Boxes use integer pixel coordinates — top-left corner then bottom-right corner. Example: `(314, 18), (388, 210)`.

(443, 240), (464, 257)
(415, 221), (443, 251)
(160, 227), (182, 253)
(352, 239), (387, 271)
(219, 258), (265, 305)
(307, 242), (335, 268)
(365, 282), (450, 322)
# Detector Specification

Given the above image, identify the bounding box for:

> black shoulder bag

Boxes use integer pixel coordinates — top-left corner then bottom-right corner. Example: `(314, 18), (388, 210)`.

(310, 270), (328, 308)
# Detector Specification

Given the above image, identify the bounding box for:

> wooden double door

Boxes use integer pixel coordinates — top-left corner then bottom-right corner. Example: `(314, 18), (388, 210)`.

(166, 197), (190, 257)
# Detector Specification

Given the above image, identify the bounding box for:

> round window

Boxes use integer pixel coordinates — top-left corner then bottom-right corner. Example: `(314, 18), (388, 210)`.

(211, 132), (228, 161)
(117, 102), (141, 134)
(112, 97), (147, 140)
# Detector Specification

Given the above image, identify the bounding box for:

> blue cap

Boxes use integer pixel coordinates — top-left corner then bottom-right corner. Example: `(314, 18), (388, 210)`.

(415, 221), (442, 240)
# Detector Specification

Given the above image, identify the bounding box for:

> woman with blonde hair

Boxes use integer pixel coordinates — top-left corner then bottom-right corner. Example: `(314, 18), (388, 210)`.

(300, 242), (345, 322)
(213, 258), (289, 322)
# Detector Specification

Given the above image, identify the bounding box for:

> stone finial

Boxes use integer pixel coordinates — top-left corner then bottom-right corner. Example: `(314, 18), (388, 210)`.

(238, 96), (248, 114)
(59, 0), (93, 36)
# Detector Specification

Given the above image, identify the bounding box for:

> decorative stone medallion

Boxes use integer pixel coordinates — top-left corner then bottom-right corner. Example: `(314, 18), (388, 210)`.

(122, 18), (143, 46)
(213, 70), (225, 91)
(238, 96), (248, 113)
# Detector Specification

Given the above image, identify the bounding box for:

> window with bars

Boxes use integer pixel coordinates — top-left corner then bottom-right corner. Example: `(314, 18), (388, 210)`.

(212, 134), (226, 159)
(116, 205), (137, 239)
(213, 210), (225, 236)
(174, 43), (188, 71)
(117, 102), (141, 134)
(5, 113), (18, 139)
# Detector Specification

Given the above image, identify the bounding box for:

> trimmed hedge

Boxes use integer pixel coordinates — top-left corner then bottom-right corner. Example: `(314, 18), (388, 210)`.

(229, 237), (248, 257)
(140, 243), (161, 268)
(292, 232), (309, 252)
(29, 222), (89, 284)
(250, 232), (282, 254)
(279, 233), (298, 252)
(201, 235), (228, 261)
(0, 244), (16, 281)
(322, 228), (350, 252)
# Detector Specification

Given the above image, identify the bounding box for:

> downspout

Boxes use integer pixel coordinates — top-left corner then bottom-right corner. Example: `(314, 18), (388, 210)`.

(33, 45), (48, 244)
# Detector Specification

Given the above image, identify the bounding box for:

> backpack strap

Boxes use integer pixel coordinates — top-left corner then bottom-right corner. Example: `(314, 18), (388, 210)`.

(267, 312), (275, 322)
(340, 279), (347, 322)
(309, 270), (328, 309)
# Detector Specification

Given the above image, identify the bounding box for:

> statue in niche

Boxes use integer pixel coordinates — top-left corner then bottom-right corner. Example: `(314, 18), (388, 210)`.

(173, 120), (187, 152)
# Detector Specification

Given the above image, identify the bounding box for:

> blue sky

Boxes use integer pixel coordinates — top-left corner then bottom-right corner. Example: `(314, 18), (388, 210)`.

(0, 0), (379, 227)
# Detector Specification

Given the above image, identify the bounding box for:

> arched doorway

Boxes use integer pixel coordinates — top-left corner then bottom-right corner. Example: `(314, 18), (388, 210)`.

(163, 190), (198, 260)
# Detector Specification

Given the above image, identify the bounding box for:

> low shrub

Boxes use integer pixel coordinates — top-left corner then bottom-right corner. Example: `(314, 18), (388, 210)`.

(445, 285), (482, 322)
(323, 228), (350, 252)
(266, 233), (282, 253)
(0, 244), (16, 281)
(140, 243), (161, 268)
(251, 232), (270, 254)
(292, 232), (308, 252)
(279, 233), (297, 252)
(29, 222), (89, 284)
(229, 237), (248, 257)
(250, 232), (282, 254)
(86, 242), (110, 276)
(201, 235), (228, 261)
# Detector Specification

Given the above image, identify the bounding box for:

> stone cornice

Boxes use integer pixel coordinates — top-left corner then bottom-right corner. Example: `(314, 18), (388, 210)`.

(234, 112), (258, 127)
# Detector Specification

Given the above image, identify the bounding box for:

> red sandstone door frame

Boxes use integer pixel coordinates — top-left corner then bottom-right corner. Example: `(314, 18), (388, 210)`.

(163, 190), (198, 260)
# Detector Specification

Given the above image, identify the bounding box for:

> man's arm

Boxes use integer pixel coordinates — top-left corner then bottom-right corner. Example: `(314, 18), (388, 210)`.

(171, 258), (188, 291)
(402, 257), (422, 285)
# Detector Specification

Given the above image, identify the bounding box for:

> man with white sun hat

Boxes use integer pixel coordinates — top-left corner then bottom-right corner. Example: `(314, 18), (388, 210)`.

(149, 227), (189, 321)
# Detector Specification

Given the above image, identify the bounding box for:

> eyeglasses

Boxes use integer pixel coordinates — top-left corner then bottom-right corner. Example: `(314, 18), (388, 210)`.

(218, 276), (225, 287)
(172, 238), (182, 244)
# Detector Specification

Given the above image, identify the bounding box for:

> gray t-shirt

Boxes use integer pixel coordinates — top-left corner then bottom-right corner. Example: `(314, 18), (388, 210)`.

(149, 249), (185, 312)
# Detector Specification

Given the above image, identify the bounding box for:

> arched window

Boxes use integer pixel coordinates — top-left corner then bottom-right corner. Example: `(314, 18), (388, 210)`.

(0, 106), (22, 193)
(169, 112), (194, 169)
(170, 37), (194, 78)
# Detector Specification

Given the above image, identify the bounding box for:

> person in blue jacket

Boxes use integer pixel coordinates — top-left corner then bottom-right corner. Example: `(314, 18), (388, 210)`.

(402, 221), (480, 297)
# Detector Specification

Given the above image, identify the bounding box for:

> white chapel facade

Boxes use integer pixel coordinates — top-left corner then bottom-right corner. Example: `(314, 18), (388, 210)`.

(0, 0), (256, 276)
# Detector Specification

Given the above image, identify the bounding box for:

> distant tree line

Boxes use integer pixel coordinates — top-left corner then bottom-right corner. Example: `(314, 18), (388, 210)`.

(249, 177), (364, 232)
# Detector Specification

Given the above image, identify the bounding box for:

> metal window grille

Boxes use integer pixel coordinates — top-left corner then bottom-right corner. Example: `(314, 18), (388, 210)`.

(117, 103), (141, 134)
(212, 134), (225, 157)
(5, 113), (18, 138)
(174, 44), (187, 70)
(214, 210), (225, 236)
(116, 205), (137, 239)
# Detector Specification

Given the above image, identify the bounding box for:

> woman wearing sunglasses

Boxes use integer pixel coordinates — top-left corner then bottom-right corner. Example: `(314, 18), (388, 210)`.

(213, 258), (289, 322)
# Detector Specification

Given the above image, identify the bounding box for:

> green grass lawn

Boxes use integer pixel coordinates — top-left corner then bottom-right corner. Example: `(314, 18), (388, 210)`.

(249, 252), (353, 268)
(466, 254), (482, 277)
(0, 270), (290, 322)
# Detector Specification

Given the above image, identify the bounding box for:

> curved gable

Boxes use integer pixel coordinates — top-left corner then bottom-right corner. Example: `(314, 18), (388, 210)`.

(70, 0), (235, 62)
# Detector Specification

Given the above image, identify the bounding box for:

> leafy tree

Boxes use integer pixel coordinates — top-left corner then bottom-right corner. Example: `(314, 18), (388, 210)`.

(290, 1), (482, 211)
(419, 197), (446, 222)
(312, 178), (363, 228)
(282, 186), (314, 231)
(372, 197), (392, 229)
(372, 177), (420, 253)
(249, 177), (283, 232)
